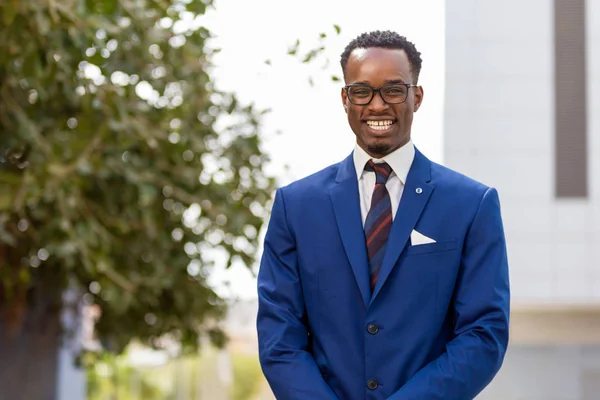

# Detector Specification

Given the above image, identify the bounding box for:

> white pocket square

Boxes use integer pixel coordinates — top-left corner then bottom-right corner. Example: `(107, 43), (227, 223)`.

(410, 230), (436, 246)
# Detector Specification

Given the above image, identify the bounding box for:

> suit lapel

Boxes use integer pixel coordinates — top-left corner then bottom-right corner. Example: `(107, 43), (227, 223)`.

(330, 154), (371, 307)
(370, 148), (434, 303)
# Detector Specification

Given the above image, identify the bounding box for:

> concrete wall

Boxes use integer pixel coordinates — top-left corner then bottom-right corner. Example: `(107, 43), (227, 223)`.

(445, 0), (600, 305)
(480, 344), (600, 400)
(445, 1), (600, 399)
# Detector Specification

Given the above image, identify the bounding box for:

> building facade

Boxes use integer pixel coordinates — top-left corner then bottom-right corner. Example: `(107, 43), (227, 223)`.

(444, 1), (600, 399)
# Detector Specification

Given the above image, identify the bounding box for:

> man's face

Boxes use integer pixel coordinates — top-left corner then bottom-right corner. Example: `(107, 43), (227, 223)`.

(341, 48), (423, 158)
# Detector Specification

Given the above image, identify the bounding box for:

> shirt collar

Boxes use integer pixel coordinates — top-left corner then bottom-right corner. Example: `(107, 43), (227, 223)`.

(353, 140), (415, 184)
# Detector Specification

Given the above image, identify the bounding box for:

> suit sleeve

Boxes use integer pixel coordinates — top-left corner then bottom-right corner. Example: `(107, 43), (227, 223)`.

(388, 187), (510, 400)
(257, 188), (339, 399)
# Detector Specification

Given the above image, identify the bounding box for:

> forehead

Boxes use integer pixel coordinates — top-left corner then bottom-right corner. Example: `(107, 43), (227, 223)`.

(345, 47), (413, 84)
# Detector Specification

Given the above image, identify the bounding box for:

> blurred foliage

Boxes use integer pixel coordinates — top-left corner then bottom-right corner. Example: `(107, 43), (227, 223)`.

(87, 353), (164, 400)
(87, 344), (263, 399)
(282, 24), (343, 86)
(0, 0), (275, 354)
(232, 352), (263, 400)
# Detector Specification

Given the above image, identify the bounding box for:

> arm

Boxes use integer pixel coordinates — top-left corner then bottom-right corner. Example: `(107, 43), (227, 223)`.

(257, 188), (339, 399)
(388, 187), (510, 400)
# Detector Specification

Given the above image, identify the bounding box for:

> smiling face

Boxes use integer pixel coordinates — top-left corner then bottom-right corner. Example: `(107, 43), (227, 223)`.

(341, 47), (424, 158)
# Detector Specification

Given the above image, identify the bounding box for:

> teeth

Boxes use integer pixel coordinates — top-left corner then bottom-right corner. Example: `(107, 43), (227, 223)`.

(366, 120), (394, 130)
(366, 120), (394, 126)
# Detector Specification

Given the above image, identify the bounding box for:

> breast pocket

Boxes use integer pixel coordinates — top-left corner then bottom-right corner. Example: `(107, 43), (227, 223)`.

(404, 239), (458, 256)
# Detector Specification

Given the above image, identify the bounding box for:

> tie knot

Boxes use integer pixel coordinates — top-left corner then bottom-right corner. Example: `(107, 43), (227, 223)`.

(365, 160), (392, 184)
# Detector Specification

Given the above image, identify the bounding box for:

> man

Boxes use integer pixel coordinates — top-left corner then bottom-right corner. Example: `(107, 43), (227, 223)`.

(257, 30), (510, 400)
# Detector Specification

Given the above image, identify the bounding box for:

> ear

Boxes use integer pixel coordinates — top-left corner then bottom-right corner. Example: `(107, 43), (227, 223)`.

(413, 86), (424, 112)
(341, 87), (348, 113)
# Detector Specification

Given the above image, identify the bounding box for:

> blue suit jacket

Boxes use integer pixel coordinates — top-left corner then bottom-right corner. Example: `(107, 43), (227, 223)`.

(257, 147), (510, 399)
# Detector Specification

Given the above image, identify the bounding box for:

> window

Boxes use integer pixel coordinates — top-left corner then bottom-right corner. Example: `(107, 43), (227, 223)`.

(554, 0), (588, 198)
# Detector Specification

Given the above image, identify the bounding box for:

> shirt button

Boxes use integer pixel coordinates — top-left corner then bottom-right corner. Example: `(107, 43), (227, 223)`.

(367, 379), (378, 390)
(367, 324), (379, 334)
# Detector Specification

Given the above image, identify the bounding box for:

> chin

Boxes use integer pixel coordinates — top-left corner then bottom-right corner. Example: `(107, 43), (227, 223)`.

(367, 144), (392, 156)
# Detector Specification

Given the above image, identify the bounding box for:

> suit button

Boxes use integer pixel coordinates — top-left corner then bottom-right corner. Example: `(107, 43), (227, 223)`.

(367, 379), (378, 390)
(367, 324), (379, 334)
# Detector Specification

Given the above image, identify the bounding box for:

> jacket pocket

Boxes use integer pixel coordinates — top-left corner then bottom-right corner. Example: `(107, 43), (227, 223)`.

(404, 239), (457, 256)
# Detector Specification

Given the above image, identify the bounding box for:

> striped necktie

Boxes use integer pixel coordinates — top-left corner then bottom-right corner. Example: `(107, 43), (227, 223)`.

(364, 160), (393, 292)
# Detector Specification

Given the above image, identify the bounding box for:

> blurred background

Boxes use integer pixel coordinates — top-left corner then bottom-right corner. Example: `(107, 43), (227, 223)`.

(0, 0), (598, 399)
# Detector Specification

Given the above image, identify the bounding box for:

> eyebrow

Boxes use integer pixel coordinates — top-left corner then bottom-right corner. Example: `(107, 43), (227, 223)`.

(353, 79), (408, 85)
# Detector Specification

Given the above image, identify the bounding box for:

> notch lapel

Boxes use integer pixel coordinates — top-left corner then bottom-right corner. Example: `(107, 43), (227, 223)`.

(330, 154), (371, 307)
(370, 148), (434, 303)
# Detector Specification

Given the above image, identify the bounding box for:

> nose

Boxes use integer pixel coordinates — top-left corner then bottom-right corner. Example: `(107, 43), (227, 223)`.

(368, 90), (389, 112)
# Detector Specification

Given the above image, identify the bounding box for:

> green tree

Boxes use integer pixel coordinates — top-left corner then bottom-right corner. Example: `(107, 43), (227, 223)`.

(0, 0), (275, 397)
(232, 352), (263, 400)
(87, 353), (165, 400)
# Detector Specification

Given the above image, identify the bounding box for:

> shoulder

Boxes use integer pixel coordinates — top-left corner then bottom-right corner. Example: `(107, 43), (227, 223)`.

(428, 159), (499, 207)
(278, 160), (343, 199)
(431, 161), (489, 192)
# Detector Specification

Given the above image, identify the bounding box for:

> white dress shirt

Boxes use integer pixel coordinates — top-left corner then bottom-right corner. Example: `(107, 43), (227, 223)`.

(353, 140), (416, 227)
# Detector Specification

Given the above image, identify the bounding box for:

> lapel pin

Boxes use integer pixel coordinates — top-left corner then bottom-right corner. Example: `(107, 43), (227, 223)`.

(415, 188), (423, 194)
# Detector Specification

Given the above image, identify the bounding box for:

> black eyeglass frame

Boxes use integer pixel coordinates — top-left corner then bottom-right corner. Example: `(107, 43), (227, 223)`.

(343, 83), (418, 105)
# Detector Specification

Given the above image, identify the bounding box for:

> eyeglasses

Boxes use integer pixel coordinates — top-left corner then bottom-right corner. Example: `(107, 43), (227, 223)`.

(344, 83), (417, 105)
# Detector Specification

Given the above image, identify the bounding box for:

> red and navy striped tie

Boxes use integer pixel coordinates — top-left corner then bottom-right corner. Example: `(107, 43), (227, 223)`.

(364, 160), (393, 292)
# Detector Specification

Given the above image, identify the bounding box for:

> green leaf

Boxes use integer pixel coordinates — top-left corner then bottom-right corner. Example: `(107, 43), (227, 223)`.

(0, 189), (13, 212)
(334, 24), (341, 34)
(2, 1), (19, 26)
(287, 39), (300, 56)
(0, 171), (22, 185)
(0, 213), (16, 245)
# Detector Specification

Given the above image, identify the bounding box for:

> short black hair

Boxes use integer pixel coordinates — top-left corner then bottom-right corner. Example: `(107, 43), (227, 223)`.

(340, 30), (422, 83)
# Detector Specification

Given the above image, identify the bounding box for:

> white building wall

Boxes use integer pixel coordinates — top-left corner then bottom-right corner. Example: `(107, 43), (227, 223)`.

(445, 0), (600, 305)
(445, 1), (600, 399)
(589, 0), (600, 297)
(479, 346), (600, 400)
